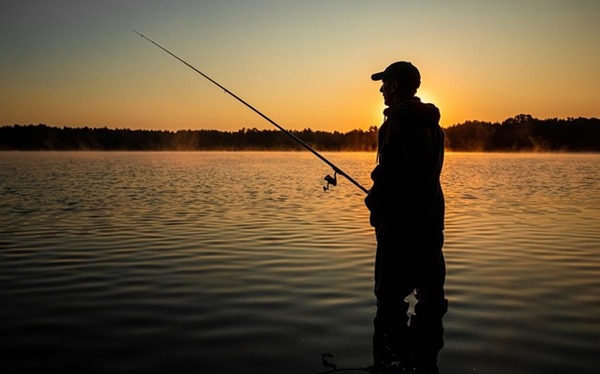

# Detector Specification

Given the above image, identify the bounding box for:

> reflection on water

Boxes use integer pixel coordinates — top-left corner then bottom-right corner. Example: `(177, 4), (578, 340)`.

(1, 151), (599, 374)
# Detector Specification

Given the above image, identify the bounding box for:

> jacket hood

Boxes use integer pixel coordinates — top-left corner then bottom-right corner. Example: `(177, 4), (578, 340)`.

(383, 97), (441, 125)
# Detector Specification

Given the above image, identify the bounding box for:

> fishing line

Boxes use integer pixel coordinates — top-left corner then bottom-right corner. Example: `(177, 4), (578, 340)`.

(133, 30), (369, 194)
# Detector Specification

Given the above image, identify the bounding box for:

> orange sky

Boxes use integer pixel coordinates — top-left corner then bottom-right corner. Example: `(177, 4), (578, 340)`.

(1, 1), (599, 132)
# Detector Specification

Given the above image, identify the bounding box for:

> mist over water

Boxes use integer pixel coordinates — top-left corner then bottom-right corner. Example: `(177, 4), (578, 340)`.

(1, 151), (599, 373)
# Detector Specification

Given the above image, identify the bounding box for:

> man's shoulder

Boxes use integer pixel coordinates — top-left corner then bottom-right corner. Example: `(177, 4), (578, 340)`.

(387, 98), (441, 126)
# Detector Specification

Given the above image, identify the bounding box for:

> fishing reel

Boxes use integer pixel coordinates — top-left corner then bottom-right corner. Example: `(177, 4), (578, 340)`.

(323, 171), (337, 191)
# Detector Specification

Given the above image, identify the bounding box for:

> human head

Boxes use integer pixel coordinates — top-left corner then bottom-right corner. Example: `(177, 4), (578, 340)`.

(371, 61), (421, 103)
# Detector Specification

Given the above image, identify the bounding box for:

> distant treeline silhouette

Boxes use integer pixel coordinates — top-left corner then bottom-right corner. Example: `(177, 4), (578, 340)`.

(0, 125), (378, 151)
(1, 114), (598, 152)
(445, 114), (599, 152)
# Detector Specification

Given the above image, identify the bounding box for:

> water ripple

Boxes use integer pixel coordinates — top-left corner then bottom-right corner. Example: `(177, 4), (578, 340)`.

(1, 151), (599, 373)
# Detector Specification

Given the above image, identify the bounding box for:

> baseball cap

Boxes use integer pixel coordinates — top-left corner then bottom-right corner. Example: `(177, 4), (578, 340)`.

(371, 61), (421, 89)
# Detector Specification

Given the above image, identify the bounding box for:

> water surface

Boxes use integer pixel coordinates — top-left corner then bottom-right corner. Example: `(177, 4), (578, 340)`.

(1, 151), (599, 373)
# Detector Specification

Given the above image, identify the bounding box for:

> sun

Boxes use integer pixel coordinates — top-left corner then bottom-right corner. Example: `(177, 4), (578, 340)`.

(417, 89), (437, 105)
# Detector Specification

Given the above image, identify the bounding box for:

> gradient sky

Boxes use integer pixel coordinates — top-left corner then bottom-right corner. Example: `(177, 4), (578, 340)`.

(1, 0), (599, 132)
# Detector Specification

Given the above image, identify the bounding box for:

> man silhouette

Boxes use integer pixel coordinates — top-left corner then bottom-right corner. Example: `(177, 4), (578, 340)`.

(365, 61), (447, 373)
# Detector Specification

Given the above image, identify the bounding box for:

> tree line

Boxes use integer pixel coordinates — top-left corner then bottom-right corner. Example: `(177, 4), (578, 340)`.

(0, 125), (378, 151)
(444, 114), (599, 152)
(0, 115), (598, 152)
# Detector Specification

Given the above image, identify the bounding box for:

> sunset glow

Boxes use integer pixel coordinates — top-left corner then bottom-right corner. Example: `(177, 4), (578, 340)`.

(1, 1), (599, 132)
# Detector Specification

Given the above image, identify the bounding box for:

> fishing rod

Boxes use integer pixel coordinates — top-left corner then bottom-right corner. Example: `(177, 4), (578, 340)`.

(133, 30), (369, 194)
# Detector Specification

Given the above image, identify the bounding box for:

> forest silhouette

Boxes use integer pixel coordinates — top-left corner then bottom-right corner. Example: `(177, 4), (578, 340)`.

(1, 115), (598, 152)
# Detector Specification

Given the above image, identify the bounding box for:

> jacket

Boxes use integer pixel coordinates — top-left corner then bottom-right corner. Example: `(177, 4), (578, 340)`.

(365, 96), (445, 230)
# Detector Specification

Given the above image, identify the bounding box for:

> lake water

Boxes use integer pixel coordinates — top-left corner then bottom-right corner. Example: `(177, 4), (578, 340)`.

(1, 151), (599, 374)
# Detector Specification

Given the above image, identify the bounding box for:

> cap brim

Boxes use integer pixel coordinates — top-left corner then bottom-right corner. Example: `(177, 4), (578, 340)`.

(371, 72), (385, 81)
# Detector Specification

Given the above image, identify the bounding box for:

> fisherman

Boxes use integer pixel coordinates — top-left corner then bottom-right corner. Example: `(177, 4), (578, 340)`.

(365, 61), (448, 373)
